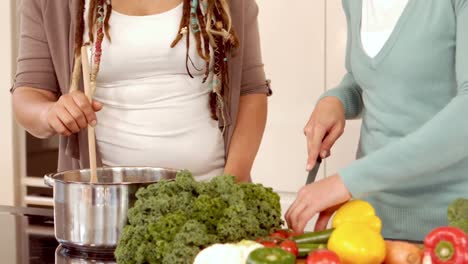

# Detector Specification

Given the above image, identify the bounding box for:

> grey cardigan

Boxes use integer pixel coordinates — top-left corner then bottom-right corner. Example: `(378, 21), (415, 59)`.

(13, 0), (271, 171)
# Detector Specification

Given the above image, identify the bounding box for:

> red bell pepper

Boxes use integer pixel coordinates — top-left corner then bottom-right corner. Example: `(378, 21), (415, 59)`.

(423, 226), (468, 264)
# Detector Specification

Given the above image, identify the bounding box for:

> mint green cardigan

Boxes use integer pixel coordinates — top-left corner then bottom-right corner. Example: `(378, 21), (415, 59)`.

(322, 0), (468, 241)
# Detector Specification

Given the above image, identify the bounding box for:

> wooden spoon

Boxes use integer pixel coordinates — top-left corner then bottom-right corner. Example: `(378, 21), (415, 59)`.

(81, 46), (98, 183)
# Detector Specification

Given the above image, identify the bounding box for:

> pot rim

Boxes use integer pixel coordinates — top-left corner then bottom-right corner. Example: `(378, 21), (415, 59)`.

(45, 166), (180, 186)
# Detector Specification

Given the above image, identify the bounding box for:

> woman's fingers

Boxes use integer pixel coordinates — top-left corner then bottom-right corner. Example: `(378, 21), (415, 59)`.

(56, 105), (81, 133)
(92, 100), (103, 112)
(71, 92), (98, 126)
(287, 186), (316, 232)
(306, 124), (327, 171)
(286, 187), (307, 228)
(288, 202), (308, 232)
(63, 96), (88, 129)
(314, 211), (333, 232)
(48, 114), (72, 136)
(320, 124), (344, 157)
(295, 205), (317, 233)
(45, 91), (103, 136)
(286, 176), (352, 233)
(285, 198), (299, 228)
(304, 97), (346, 169)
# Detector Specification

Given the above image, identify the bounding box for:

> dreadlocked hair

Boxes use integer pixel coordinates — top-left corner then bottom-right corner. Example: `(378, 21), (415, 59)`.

(71, 0), (239, 125)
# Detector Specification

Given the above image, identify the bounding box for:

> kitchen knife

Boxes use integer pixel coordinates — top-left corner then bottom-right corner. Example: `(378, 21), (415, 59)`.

(306, 157), (322, 184)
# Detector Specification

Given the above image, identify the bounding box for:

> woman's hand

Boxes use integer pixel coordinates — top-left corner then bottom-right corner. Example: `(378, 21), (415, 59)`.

(42, 90), (103, 136)
(285, 174), (351, 233)
(305, 97), (345, 171)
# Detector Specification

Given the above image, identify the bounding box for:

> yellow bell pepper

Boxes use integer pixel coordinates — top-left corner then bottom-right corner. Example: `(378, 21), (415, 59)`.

(332, 200), (382, 233)
(328, 222), (386, 264)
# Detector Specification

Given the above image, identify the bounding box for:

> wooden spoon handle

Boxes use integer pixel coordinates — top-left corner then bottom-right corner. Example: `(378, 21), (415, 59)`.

(81, 46), (98, 184)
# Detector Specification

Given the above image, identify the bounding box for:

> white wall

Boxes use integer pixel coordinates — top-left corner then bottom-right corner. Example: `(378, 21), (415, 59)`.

(0, 0), (18, 206)
(253, 0), (326, 192)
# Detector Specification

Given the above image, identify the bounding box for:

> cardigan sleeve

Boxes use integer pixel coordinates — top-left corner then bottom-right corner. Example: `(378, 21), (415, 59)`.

(11, 0), (59, 94)
(239, 0), (272, 96)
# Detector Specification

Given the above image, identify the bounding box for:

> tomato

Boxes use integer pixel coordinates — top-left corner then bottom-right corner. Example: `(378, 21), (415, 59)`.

(256, 238), (278, 248)
(261, 241), (277, 248)
(270, 231), (289, 240)
(279, 240), (299, 257)
(306, 250), (341, 264)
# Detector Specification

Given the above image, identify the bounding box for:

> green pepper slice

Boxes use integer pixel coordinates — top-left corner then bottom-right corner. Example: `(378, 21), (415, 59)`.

(247, 248), (296, 264)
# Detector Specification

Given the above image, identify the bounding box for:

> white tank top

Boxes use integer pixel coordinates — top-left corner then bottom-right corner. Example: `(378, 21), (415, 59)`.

(84, 3), (225, 181)
(361, 0), (409, 58)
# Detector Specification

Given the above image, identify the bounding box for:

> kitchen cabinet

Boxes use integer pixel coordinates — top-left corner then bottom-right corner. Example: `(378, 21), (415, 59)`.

(21, 134), (58, 208)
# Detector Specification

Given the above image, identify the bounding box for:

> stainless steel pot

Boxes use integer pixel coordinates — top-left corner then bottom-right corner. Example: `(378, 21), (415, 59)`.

(44, 167), (178, 252)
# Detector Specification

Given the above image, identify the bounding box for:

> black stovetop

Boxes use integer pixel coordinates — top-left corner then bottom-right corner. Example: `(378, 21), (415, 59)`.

(0, 206), (116, 264)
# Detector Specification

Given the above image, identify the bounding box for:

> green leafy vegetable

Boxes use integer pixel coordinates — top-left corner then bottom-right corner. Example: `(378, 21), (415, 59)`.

(447, 198), (468, 233)
(115, 171), (283, 264)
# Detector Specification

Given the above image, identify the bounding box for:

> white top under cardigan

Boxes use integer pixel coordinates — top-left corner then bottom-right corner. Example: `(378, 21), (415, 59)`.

(84, 3), (225, 181)
(361, 0), (409, 58)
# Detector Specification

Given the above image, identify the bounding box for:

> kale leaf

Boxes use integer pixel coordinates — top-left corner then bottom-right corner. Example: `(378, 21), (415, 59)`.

(115, 171), (283, 264)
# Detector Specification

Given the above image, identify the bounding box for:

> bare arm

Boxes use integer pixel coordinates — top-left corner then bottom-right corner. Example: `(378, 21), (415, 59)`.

(13, 87), (56, 138)
(224, 94), (267, 182)
(12, 87), (102, 139)
(12, 1), (99, 139)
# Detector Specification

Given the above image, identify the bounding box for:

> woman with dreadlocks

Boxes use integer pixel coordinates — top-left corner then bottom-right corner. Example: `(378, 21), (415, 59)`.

(12, 0), (271, 181)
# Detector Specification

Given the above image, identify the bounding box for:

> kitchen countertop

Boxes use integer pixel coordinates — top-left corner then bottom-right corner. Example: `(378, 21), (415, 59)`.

(0, 205), (116, 264)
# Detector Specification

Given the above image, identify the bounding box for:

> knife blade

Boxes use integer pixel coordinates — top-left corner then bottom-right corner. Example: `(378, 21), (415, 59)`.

(306, 157), (322, 184)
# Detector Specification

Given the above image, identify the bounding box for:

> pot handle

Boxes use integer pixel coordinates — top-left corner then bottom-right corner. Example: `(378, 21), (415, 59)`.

(44, 174), (55, 188)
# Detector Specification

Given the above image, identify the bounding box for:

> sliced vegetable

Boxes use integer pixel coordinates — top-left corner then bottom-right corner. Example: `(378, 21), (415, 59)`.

(291, 229), (334, 244)
(298, 243), (327, 258)
(422, 251), (432, 264)
(194, 240), (263, 264)
(260, 241), (278, 248)
(237, 240), (265, 261)
(384, 241), (423, 264)
(256, 237), (278, 248)
(247, 248), (296, 264)
(306, 249), (341, 264)
(270, 232), (288, 241)
(327, 223), (386, 264)
(193, 244), (243, 264)
(268, 234), (287, 244)
(423, 226), (468, 264)
(332, 200), (382, 233)
(279, 240), (298, 257)
(272, 229), (292, 239)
